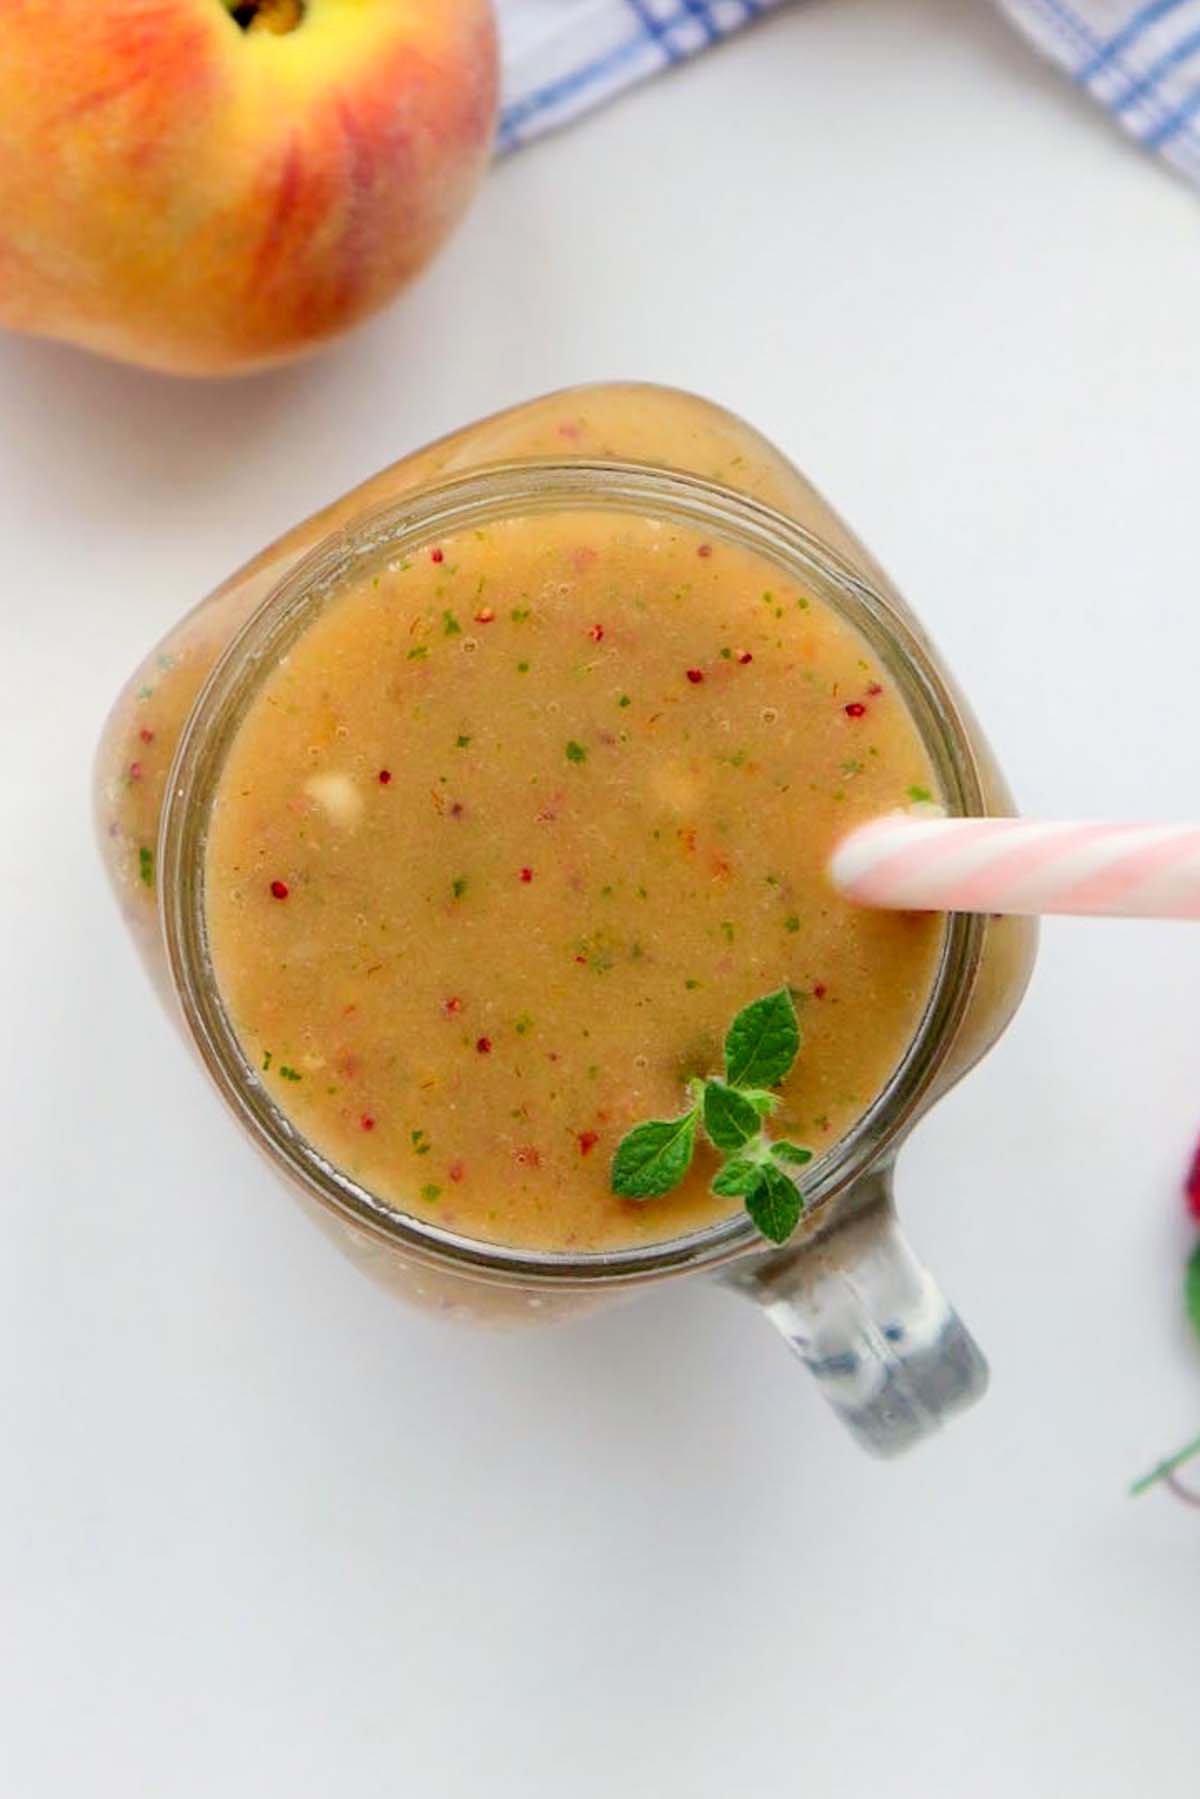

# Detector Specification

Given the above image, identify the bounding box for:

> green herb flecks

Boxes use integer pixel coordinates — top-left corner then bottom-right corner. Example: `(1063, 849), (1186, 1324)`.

(610, 989), (812, 1244)
(565, 740), (587, 765)
(138, 846), (154, 889)
(279, 1065), (302, 1083)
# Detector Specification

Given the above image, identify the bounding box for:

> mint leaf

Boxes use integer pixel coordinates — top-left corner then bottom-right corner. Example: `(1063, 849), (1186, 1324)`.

(1187, 1243), (1200, 1346)
(739, 1087), (779, 1118)
(711, 1156), (764, 1197)
(724, 988), (800, 1090)
(744, 1163), (804, 1244)
(702, 1079), (761, 1153)
(611, 1112), (698, 1199)
(772, 1141), (813, 1168)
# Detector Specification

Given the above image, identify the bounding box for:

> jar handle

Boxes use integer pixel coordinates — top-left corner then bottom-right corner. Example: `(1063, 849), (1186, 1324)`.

(724, 1167), (988, 1458)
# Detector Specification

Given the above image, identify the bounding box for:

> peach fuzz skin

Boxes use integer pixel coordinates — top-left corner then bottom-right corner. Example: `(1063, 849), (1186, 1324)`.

(0, 0), (498, 376)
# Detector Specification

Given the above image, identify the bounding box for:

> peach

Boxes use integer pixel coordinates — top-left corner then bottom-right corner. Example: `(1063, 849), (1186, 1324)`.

(0, 0), (498, 375)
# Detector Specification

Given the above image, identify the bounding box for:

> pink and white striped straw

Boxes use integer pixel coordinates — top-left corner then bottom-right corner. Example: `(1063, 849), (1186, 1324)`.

(830, 817), (1200, 920)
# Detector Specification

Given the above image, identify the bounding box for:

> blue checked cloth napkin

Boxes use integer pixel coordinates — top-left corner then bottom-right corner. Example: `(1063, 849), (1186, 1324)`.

(497, 0), (1200, 186)
(496, 1), (785, 151)
(991, 0), (1200, 182)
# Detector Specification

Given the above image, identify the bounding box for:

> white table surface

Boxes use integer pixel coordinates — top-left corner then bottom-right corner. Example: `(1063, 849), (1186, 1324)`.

(4, 2), (1200, 1793)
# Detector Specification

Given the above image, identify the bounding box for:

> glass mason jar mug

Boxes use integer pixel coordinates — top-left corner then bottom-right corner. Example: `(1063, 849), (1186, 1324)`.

(96, 385), (1035, 1457)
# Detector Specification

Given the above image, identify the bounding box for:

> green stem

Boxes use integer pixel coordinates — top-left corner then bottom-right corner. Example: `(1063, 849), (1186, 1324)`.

(1129, 1431), (1200, 1497)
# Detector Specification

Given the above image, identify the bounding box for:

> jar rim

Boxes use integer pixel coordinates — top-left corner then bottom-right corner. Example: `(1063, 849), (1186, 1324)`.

(159, 459), (987, 1289)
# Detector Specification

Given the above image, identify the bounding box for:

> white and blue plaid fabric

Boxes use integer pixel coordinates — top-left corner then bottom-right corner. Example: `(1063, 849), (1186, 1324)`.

(496, 0), (783, 152)
(992, 0), (1200, 184)
(497, 0), (1200, 188)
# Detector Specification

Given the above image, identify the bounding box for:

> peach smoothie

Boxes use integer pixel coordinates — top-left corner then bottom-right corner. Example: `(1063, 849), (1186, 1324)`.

(96, 386), (1035, 1313)
(202, 509), (944, 1252)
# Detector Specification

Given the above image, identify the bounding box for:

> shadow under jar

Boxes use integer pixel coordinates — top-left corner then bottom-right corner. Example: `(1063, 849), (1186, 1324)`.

(96, 385), (1035, 1457)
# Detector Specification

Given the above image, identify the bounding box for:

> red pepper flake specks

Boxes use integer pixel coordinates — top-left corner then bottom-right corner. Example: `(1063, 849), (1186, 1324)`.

(475, 606), (495, 624)
(697, 544), (713, 559)
(844, 702), (867, 719)
(449, 1160), (465, 1183)
(269, 879), (289, 900)
(476, 1036), (492, 1054)
(450, 802), (465, 819)
(812, 982), (827, 999)
(737, 651), (754, 665)
(514, 1145), (541, 1168)
(378, 769), (392, 785)
(685, 668), (705, 685)
(360, 1114), (375, 1132)
(129, 762), (143, 781)
(867, 682), (884, 697)
(588, 623), (605, 642)
(574, 953), (588, 965)
(138, 727), (155, 744)
(519, 866), (533, 883)
(1186, 1139), (1200, 1222)
(578, 1130), (599, 1157)
(430, 547), (444, 564)
(443, 996), (463, 1016)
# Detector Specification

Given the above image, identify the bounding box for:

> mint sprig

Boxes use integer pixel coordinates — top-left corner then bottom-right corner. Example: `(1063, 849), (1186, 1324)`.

(1131, 1241), (1200, 1504)
(610, 988), (813, 1244)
